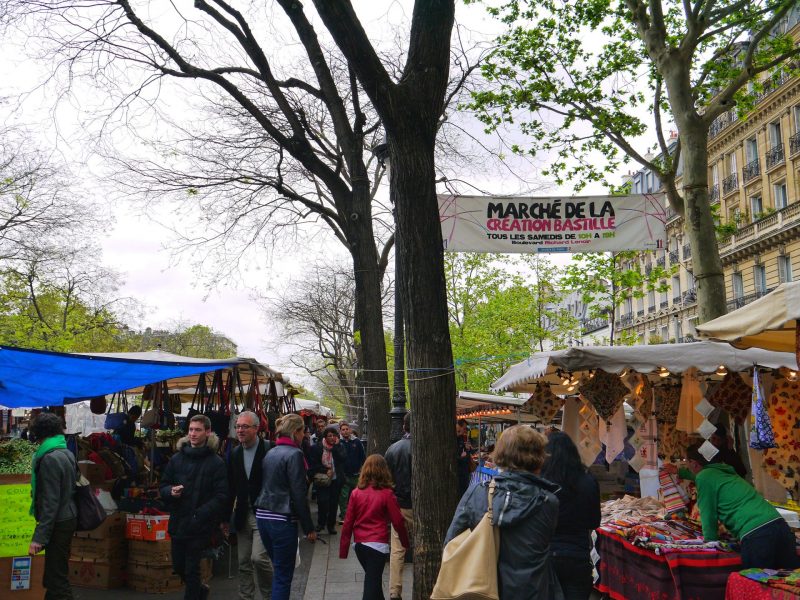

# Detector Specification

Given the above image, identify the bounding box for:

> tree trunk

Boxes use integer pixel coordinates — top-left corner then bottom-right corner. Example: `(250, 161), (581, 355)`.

(390, 126), (459, 600)
(347, 177), (392, 454)
(678, 129), (728, 323)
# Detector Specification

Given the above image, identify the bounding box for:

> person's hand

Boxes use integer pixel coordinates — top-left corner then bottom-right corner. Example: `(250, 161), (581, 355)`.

(221, 523), (230, 537)
(307, 531), (317, 543)
(327, 469), (333, 477)
(28, 542), (43, 555)
(171, 485), (184, 498)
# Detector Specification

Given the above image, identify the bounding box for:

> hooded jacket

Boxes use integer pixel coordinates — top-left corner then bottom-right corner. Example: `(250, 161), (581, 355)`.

(159, 433), (229, 541)
(444, 471), (564, 600)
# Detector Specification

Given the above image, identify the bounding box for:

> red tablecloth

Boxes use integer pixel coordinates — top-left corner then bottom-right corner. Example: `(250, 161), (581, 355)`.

(726, 572), (800, 599)
(595, 527), (742, 600)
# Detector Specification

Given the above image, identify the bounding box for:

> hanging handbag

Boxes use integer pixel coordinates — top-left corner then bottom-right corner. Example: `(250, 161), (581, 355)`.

(74, 476), (107, 532)
(104, 391), (129, 430)
(431, 480), (500, 600)
(89, 396), (107, 415)
(205, 370), (231, 439)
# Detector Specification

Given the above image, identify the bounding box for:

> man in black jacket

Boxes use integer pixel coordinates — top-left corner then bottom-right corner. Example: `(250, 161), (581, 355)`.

(227, 411), (273, 600)
(161, 414), (229, 600)
(385, 412), (413, 600)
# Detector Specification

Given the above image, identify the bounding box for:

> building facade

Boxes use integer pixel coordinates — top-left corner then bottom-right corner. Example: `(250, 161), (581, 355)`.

(618, 15), (800, 343)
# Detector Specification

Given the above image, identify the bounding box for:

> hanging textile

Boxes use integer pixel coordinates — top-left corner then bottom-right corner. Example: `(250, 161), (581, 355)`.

(577, 395), (602, 467)
(578, 369), (629, 424)
(561, 395), (582, 448)
(525, 382), (564, 424)
(600, 405), (627, 464)
(676, 368), (705, 433)
(749, 368), (778, 450)
(654, 385), (681, 424)
(658, 421), (689, 460)
(658, 469), (689, 514)
(764, 377), (800, 497)
(707, 371), (752, 424)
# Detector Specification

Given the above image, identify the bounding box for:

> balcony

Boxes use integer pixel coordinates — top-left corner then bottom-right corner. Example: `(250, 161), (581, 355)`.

(669, 250), (679, 263)
(620, 314), (634, 326)
(766, 143), (785, 169)
(709, 110), (738, 139)
(648, 304), (656, 313)
(722, 172), (738, 195)
(637, 309), (645, 317)
(660, 300), (669, 309)
(709, 185), (719, 202)
(673, 295), (682, 304)
(682, 244), (692, 259)
(790, 131), (800, 156)
(742, 158), (760, 183)
(656, 256), (665, 268)
(727, 287), (775, 311)
(581, 317), (609, 335)
(677, 336), (696, 343)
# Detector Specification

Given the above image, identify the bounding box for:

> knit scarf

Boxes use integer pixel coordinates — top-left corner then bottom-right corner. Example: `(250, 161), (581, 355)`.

(30, 434), (68, 515)
(276, 436), (309, 470)
(322, 438), (335, 470)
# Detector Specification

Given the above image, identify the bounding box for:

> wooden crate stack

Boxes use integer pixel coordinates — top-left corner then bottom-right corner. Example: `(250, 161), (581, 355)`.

(68, 513), (127, 590)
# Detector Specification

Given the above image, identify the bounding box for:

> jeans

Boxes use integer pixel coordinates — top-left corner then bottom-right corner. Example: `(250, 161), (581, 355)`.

(257, 518), (298, 600)
(551, 555), (593, 600)
(238, 511), (273, 600)
(316, 481), (342, 531)
(389, 508), (413, 598)
(741, 518), (800, 569)
(172, 538), (207, 600)
(339, 474), (359, 520)
(355, 543), (387, 600)
(43, 518), (76, 600)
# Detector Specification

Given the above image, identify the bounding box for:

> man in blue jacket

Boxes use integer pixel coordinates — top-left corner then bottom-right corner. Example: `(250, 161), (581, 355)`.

(337, 421), (365, 523)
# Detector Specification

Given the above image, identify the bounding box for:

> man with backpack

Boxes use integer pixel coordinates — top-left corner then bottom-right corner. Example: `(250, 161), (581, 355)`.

(28, 412), (78, 600)
(227, 411), (274, 599)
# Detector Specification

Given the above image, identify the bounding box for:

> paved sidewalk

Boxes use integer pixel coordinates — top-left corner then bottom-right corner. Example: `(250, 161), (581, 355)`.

(303, 531), (413, 600)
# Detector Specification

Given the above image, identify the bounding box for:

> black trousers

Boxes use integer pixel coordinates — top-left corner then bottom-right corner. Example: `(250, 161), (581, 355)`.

(171, 538), (207, 600)
(316, 481), (342, 531)
(354, 543), (386, 600)
(43, 518), (76, 600)
(552, 555), (593, 600)
(741, 519), (800, 570)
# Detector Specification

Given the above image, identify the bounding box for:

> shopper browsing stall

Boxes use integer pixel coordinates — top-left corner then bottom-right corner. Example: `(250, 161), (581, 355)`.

(673, 443), (798, 569)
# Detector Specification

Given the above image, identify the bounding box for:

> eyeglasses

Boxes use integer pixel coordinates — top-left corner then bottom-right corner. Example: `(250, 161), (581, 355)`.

(235, 424), (256, 430)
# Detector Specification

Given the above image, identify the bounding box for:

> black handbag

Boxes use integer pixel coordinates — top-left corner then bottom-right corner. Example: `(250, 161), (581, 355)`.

(75, 478), (107, 531)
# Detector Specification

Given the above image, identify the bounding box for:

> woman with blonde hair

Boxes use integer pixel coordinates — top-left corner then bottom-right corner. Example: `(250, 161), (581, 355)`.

(444, 425), (563, 600)
(339, 454), (409, 600)
(255, 414), (317, 600)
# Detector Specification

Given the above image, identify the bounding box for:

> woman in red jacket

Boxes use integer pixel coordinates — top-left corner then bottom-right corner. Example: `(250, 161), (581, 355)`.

(340, 454), (409, 600)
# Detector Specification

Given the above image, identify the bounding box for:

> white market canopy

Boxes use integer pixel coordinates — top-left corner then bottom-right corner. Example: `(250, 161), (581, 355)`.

(695, 282), (800, 354)
(492, 341), (798, 394)
(294, 398), (334, 418)
(457, 390), (540, 423)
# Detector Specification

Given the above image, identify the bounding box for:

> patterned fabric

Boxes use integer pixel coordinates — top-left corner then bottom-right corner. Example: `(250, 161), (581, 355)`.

(654, 385), (681, 424)
(750, 369), (778, 450)
(577, 395), (602, 467)
(525, 381), (564, 424)
(658, 469), (689, 514)
(764, 378), (800, 497)
(658, 421), (689, 460)
(708, 371), (752, 424)
(622, 371), (653, 416)
(601, 406), (627, 464)
(578, 369), (629, 424)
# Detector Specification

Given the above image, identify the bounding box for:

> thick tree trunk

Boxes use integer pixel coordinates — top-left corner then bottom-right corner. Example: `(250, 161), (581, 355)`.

(390, 127), (459, 600)
(348, 176), (392, 454)
(678, 129), (728, 323)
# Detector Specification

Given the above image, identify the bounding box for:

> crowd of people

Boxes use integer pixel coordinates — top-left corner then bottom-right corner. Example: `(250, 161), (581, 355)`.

(25, 407), (799, 600)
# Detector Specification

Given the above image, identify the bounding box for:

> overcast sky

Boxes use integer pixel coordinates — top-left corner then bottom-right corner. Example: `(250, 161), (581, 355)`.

(0, 1), (619, 388)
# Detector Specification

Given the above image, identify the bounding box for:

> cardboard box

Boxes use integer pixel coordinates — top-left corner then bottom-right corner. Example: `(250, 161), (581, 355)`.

(128, 539), (172, 564)
(0, 555), (45, 599)
(125, 514), (170, 541)
(78, 462), (107, 486)
(74, 512), (126, 540)
(70, 536), (127, 562)
(127, 558), (211, 591)
(68, 558), (126, 589)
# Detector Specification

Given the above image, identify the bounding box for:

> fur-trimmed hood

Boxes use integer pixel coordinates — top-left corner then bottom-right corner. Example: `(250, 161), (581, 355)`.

(175, 432), (221, 452)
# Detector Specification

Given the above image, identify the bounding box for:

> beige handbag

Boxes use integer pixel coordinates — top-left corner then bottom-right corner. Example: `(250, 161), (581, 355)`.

(431, 480), (500, 600)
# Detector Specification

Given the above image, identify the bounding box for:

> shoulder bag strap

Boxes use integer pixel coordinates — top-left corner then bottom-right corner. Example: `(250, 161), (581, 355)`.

(487, 479), (496, 525)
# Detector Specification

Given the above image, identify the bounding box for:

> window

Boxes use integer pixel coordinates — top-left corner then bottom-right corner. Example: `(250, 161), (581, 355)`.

(745, 137), (758, 162)
(754, 264), (767, 294)
(672, 275), (681, 296)
(774, 182), (788, 209)
(647, 289), (656, 310)
(733, 272), (744, 298)
(648, 328), (657, 343)
(728, 151), (737, 175)
(769, 121), (782, 148)
(750, 195), (763, 220)
(624, 297), (632, 314)
(779, 255), (793, 283)
(687, 271), (695, 289)
(730, 207), (740, 223)
(675, 320), (683, 340)
(794, 105), (800, 134)
(712, 163), (720, 187)
(661, 325), (669, 341)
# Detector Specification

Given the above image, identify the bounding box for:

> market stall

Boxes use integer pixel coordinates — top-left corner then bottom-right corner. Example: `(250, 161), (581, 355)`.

(492, 341), (800, 600)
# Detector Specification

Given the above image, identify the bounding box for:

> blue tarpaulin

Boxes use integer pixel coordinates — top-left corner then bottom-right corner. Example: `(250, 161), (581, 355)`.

(0, 346), (244, 408)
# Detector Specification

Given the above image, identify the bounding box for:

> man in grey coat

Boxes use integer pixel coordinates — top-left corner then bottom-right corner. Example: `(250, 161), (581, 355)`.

(28, 412), (78, 600)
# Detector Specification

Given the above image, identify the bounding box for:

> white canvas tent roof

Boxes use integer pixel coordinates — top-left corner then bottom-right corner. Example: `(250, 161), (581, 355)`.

(295, 398), (334, 418)
(457, 390), (541, 423)
(695, 282), (800, 355)
(492, 341), (797, 394)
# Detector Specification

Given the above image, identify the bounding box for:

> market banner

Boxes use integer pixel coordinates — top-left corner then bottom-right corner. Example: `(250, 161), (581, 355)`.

(439, 193), (667, 253)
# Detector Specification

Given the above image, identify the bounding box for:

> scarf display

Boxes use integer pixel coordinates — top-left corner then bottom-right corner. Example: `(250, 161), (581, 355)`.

(578, 369), (629, 425)
(654, 385), (681, 424)
(764, 378), (800, 497)
(708, 371), (752, 424)
(600, 406), (627, 464)
(676, 368), (705, 433)
(749, 368), (778, 450)
(30, 434), (68, 515)
(577, 396), (602, 467)
(526, 382), (564, 424)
